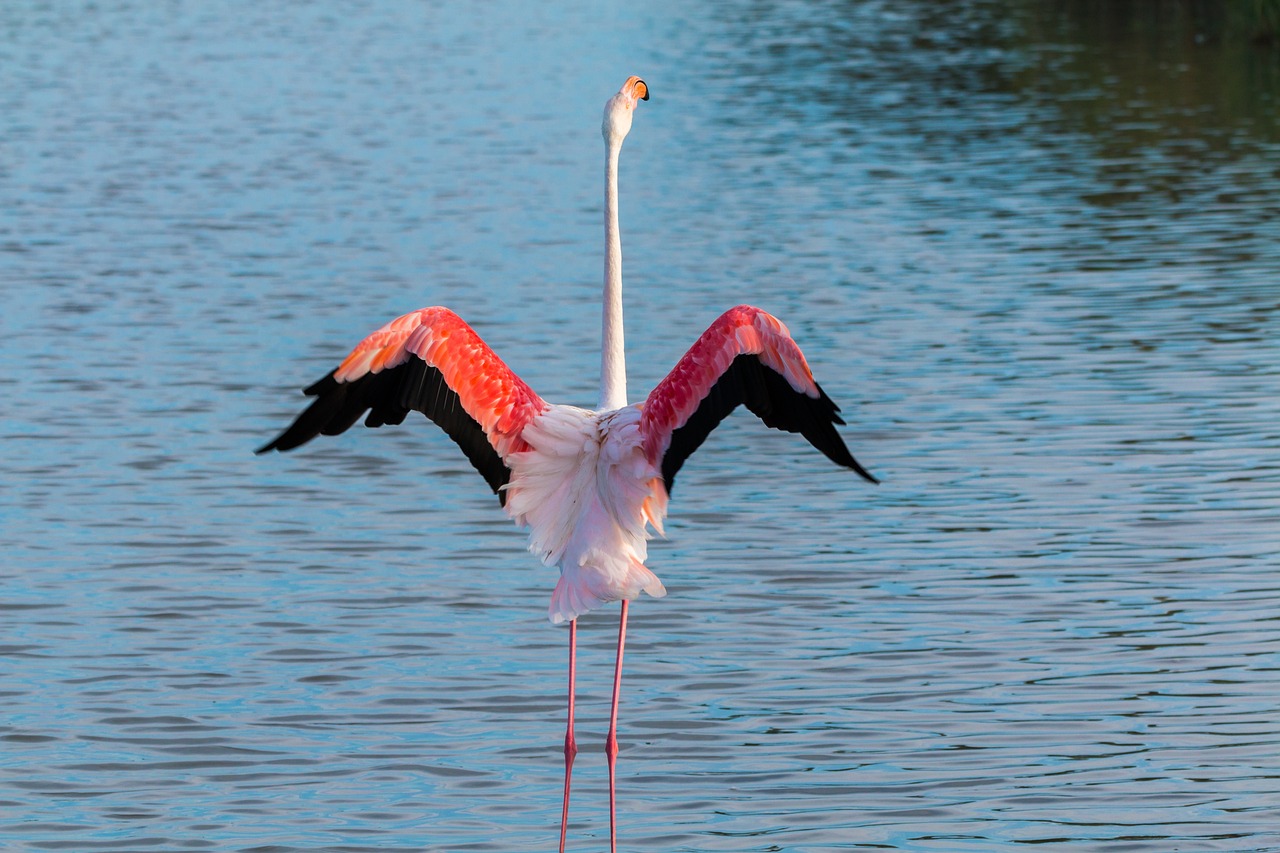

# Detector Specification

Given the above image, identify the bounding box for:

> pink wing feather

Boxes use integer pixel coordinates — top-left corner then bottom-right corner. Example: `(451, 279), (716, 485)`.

(259, 307), (547, 502)
(641, 305), (876, 493)
(333, 307), (546, 458)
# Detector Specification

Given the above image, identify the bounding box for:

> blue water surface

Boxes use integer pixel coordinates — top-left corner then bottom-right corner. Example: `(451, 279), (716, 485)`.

(3, 1), (1279, 850)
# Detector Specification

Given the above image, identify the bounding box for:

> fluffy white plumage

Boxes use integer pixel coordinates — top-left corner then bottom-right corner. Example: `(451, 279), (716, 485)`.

(504, 405), (668, 623)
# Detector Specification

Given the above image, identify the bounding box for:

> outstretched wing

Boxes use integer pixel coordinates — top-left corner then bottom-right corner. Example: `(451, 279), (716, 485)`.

(641, 305), (877, 494)
(258, 307), (547, 505)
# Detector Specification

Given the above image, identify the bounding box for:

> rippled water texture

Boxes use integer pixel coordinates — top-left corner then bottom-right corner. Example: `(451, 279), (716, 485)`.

(3, 2), (1279, 850)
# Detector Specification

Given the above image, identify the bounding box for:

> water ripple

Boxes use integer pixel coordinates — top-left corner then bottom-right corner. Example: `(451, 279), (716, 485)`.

(3, 0), (1279, 850)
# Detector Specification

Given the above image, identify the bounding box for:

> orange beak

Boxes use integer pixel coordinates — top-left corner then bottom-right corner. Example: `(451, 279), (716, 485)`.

(623, 75), (649, 102)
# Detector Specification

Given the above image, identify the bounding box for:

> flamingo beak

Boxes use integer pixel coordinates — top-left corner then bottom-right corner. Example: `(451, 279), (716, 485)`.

(624, 76), (649, 102)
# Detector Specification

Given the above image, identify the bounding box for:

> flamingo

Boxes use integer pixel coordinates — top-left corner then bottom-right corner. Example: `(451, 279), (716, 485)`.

(258, 76), (877, 852)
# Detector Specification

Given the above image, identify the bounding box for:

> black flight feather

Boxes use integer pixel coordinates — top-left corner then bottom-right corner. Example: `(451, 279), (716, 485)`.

(257, 358), (512, 505)
(660, 353), (878, 494)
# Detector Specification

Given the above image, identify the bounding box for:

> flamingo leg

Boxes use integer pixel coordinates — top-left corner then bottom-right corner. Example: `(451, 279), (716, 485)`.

(606, 600), (629, 853)
(559, 618), (578, 853)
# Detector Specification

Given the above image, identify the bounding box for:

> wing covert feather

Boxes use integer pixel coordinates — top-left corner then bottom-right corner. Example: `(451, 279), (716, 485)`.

(641, 305), (876, 493)
(258, 307), (547, 504)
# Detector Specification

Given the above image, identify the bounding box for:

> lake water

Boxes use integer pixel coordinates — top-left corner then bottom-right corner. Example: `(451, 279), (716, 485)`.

(3, 2), (1279, 850)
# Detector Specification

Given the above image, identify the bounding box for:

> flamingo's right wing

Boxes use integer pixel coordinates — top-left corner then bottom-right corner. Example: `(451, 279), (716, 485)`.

(258, 307), (547, 505)
(641, 305), (877, 495)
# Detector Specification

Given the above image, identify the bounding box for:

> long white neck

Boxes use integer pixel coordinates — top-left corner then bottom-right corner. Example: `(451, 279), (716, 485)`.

(599, 138), (627, 410)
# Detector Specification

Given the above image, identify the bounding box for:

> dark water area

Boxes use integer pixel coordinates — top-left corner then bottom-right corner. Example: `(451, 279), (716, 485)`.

(2, 2), (1279, 850)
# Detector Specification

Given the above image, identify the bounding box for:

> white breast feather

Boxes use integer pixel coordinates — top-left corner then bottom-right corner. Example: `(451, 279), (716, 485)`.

(504, 405), (668, 623)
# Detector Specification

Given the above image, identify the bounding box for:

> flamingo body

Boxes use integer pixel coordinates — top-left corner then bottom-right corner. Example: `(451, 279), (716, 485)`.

(258, 76), (876, 852)
(506, 403), (667, 623)
(258, 302), (871, 624)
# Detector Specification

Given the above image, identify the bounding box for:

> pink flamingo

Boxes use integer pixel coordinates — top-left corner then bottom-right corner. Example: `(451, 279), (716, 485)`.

(259, 76), (876, 852)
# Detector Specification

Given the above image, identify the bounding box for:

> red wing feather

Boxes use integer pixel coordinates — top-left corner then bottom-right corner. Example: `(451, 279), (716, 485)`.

(259, 307), (547, 504)
(641, 305), (876, 493)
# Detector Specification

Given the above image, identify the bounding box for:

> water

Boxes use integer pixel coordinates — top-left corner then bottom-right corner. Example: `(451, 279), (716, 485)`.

(3, 1), (1279, 850)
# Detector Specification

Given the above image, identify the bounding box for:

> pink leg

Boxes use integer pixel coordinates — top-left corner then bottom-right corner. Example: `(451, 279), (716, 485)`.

(559, 619), (578, 853)
(606, 600), (629, 853)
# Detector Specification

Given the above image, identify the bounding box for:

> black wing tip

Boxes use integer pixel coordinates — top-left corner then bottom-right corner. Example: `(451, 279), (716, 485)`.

(851, 460), (879, 484)
(816, 431), (878, 485)
(255, 431), (303, 454)
(259, 358), (514, 501)
(256, 415), (322, 454)
(660, 354), (880, 491)
(257, 370), (340, 455)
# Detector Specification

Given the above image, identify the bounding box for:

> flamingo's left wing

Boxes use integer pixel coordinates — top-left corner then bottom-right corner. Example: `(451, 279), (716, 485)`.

(258, 307), (546, 505)
(641, 305), (877, 494)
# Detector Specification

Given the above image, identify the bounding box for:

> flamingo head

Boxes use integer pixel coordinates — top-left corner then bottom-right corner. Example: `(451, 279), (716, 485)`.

(602, 76), (649, 147)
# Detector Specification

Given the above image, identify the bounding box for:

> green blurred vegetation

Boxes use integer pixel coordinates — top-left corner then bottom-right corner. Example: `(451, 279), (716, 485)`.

(1222, 0), (1280, 43)
(1009, 1), (1280, 150)
(1034, 0), (1280, 44)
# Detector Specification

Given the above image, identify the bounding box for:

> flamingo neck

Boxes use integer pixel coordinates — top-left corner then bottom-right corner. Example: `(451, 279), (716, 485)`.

(599, 139), (627, 411)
